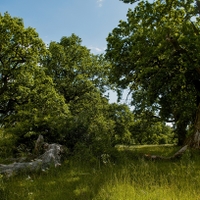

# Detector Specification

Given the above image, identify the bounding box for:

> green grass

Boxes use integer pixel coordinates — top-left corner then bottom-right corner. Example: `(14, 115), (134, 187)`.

(1, 145), (200, 200)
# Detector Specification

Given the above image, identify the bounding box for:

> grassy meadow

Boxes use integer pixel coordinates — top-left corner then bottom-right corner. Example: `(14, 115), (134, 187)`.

(1, 145), (200, 200)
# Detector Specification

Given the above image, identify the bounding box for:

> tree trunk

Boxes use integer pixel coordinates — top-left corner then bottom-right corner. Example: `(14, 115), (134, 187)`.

(176, 120), (188, 146)
(187, 103), (200, 148)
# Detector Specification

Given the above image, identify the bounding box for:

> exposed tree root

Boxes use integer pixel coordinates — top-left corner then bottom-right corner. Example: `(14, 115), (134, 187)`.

(144, 145), (188, 160)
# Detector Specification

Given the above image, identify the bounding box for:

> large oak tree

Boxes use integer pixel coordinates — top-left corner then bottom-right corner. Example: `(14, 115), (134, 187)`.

(106, 0), (200, 146)
(0, 13), (70, 143)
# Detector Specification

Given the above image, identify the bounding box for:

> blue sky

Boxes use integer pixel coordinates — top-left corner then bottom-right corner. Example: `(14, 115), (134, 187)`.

(0, 0), (135, 103)
(0, 0), (134, 54)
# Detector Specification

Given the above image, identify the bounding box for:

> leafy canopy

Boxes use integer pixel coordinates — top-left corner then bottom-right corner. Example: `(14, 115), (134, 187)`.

(106, 0), (200, 145)
(0, 11), (176, 151)
(44, 34), (110, 102)
(0, 13), (70, 142)
(106, 0), (200, 125)
(43, 34), (115, 149)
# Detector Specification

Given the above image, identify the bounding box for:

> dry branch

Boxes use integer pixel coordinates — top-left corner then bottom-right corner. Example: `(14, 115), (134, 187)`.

(144, 145), (188, 160)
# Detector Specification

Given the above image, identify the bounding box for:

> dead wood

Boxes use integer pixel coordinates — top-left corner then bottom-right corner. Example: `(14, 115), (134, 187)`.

(144, 145), (188, 160)
(0, 135), (64, 177)
(34, 134), (44, 156)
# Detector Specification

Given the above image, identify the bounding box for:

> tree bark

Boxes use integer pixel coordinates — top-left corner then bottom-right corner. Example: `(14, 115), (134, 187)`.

(187, 103), (200, 148)
(176, 119), (188, 146)
(0, 136), (64, 177)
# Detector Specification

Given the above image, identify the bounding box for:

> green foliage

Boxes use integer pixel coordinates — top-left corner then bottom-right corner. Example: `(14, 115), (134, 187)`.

(0, 13), (115, 151)
(106, 0), (200, 145)
(109, 103), (134, 145)
(0, 129), (16, 161)
(130, 114), (175, 144)
(5, 68), (70, 141)
(45, 34), (110, 103)
(65, 91), (115, 153)
(0, 13), (71, 145)
(43, 34), (114, 151)
(1, 15), (30, 116)
(0, 11), (179, 156)
(0, 12), (48, 116)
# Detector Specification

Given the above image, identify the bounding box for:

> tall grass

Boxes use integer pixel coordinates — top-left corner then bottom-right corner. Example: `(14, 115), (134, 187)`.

(1, 145), (200, 199)
(95, 158), (200, 200)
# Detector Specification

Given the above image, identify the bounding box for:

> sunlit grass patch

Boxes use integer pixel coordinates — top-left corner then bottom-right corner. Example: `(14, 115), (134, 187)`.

(95, 157), (200, 200)
(116, 144), (179, 156)
(95, 182), (136, 200)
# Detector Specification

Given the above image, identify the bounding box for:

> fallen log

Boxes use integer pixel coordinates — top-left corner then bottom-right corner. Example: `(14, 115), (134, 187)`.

(144, 145), (188, 160)
(0, 136), (64, 177)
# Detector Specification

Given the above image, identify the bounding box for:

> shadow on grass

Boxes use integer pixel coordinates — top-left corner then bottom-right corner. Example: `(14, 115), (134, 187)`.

(1, 159), (111, 200)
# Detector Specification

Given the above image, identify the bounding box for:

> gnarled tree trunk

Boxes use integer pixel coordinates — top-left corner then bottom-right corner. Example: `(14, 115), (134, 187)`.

(187, 104), (200, 148)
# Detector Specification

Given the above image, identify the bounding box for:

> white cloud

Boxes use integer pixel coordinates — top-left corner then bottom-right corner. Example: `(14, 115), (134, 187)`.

(92, 47), (102, 52)
(89, 46), (105, 54)
(97, 0), (104, 7)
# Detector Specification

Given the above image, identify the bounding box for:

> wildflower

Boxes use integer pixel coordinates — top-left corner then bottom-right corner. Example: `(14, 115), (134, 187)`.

(101, 154), (110, 164)
(26, 175), (32, 181)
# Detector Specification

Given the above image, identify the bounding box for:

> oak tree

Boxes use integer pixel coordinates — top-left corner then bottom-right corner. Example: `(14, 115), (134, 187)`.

(106, 0), (200, 146)
(44, 34), (114, 150)
(0, 13), (70, 144)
